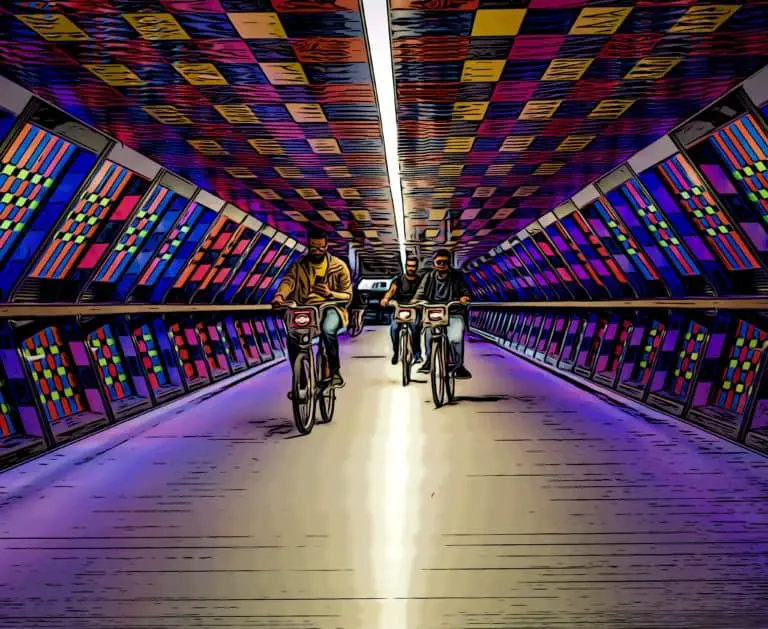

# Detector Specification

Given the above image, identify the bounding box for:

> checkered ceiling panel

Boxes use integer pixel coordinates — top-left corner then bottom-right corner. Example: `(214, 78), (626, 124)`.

(0, 0), (400, 263)
(389, 1), (768, 266)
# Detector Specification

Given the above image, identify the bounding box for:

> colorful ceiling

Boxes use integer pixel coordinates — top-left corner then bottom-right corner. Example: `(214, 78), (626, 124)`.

(0, 0), (398, 264)
(1, 2), (768, 271)
(389, 0), (768, 264)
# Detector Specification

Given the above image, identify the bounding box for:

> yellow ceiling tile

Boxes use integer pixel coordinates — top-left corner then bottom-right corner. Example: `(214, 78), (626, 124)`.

(275, 166), (302, 178)
(225, 167), (257, 179)
(588, 99), (634, 119)
(214, 104), (260, 124)
(624, 57), (682, 80)
(319, 210), (340, 222)
(556, 135), (595, 152)
(486, 164), (513, 176)
(443, 137), (475, 152)
(248, 138), (284, 155)
(325, 166), (351, 177)
(670, 5), (739, 33)
(254, 189), (281, 200)
(364, 230), (378, 238)
(338, 230), (353, 239)
(513, 185), (540, 197)
(473, 186), (496, 197)
(84, 64), (143, 86)
(260, 63), (308, 85)
(471, 9), (526, 36)
(461, 60), (505, 83)
(296, 188), (321, 199)
(429, 209), (447, 221)
(123, 13), (190, 40)
(173, 62), (227, 85)
(338, 188), (361, 199)
(438, 164), (464, 177)
(501, 136), (534, 152)
(451, 228), (465, 237)
(570, 7), (632, 35)
(188, 139), (228, 155)
(352, 210), (370, 221)
(17, 14), (89, 41)
(228, 12), (286, 38)
(533, 163), (563, 176)
(519, 100), (561, 120)
(425, 228), (441, 238)
(493, 207), (515, 219)
(477, 228), (493, 236)
(309, 138), (341, 154)
(284, 210), (309, 222)
(452, 102), (489, 121)
(541, 58), (593, 81)
(143, 106), (192, 124)
(286, 103), (327, 123)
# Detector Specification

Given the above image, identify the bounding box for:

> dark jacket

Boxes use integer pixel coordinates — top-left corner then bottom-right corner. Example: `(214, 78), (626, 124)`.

(412, 268), (472, 304)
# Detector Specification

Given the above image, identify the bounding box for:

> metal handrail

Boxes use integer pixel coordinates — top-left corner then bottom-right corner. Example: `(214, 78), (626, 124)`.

(469, 298), (768, 311)
(0, 303), (274, 318)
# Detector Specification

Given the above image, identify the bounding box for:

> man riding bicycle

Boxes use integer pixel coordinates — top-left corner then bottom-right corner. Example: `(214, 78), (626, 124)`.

(380, 255), (423, 365)
(414, 249), (473, 379)
(271, 228), (352, 389)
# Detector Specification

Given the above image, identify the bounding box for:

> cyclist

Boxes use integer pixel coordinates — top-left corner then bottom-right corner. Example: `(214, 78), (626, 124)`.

(380, 255), (423, 364)
(413, 248), (473, 379)
(271, 227), (352, 389)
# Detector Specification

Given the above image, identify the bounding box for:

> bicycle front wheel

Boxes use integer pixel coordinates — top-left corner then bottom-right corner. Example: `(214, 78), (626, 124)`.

(400, 328), (411, 387)
(431, 336), (446, 408)
(292, 351), (316, 435)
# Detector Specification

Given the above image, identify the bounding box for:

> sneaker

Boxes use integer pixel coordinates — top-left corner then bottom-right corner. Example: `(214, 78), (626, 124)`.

(454, 366), (472, 380)
(391, 354), (398, 365)
(417, 363), (430, 374)
(331, 372), (346, 389)
(413, 354), (422, 363)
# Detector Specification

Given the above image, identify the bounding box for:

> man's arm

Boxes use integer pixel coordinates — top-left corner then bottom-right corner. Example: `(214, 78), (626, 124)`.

(411, 273), (429, 303)
(272, 262), (297, 302)
(457, 271), (473, 304)
(380, 278), (398, 304)
(329, 262), (352, 303)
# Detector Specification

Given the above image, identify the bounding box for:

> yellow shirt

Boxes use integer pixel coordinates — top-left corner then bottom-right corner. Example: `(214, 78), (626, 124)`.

(309, 258), (329, 285)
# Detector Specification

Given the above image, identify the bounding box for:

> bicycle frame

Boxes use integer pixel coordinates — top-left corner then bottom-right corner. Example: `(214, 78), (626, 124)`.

(390, 300), (420, 386)
(275, 300), (346, 434)
(416, 301), (464, 407)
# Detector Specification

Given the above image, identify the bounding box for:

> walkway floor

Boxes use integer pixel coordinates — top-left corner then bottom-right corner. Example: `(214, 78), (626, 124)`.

(1, 328), (767, 628)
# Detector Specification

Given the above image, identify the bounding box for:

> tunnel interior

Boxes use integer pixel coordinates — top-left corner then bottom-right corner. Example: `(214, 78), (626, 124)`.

(0, 3), (767, 626)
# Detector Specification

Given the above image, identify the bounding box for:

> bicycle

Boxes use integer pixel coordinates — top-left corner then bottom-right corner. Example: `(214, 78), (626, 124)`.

(347, 307), (365, 338)
(274, 300), (345, 435)
(417, 300), (463, 409)
(389, 300), (420, 387)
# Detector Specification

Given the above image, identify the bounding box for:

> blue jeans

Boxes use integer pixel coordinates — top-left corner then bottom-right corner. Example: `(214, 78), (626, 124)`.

(390, 316), (422, 359)
(423, 315), (465, 369)
(287, 308), (343, 373)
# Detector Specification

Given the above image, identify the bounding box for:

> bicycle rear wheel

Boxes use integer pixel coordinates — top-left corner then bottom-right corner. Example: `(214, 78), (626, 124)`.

(318, 348), (336, 424)
(400, 328), (411, 387)
(430, 336), (446, 408)
(292, 351), (316, 435)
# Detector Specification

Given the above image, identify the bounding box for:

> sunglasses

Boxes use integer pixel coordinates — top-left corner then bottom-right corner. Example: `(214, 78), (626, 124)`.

(434, 259), (449, 266)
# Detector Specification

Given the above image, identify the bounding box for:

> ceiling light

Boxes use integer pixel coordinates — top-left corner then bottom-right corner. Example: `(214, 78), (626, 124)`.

(361, 0), (406, 268)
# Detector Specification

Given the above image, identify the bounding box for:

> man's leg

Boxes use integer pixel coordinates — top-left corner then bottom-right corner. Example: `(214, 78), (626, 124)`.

(390, 318), (400, 364)
(321, 308), (344, 386)
(447, 315), (471, 379)
(411, 320), (422, 362)
(418, 326), (432, 373)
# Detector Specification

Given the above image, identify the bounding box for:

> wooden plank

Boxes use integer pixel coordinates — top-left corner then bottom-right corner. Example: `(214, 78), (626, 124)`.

(0, 303), (273, 318)
(470, 298), (768, 311)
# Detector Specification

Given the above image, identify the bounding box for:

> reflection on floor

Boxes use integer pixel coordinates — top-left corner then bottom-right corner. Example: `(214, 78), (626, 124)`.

(1, 328), (767, 628)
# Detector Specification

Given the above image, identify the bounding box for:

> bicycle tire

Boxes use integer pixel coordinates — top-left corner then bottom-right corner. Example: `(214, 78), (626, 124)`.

(292, 351), (316, 435)
(400, 327), (411, 387)
(431, 336), (446, 408)
(318, 347), (336, 424)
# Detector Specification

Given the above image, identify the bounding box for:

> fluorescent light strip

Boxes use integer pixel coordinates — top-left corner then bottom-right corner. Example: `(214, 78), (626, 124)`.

(361, 0), (406, 268)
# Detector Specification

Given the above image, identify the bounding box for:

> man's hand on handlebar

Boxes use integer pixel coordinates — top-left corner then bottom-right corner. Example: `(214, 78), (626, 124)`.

(380, 298), (389, 307)
(459, 296), (471, 306)
(271, 295), (285, 308)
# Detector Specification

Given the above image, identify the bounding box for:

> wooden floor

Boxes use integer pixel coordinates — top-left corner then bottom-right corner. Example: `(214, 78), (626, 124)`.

(1, 328), (767, 629)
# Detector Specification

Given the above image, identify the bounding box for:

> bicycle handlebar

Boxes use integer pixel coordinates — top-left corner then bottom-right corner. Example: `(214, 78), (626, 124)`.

(412, 300), (466, 309)
(273, 300), (347, 311)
